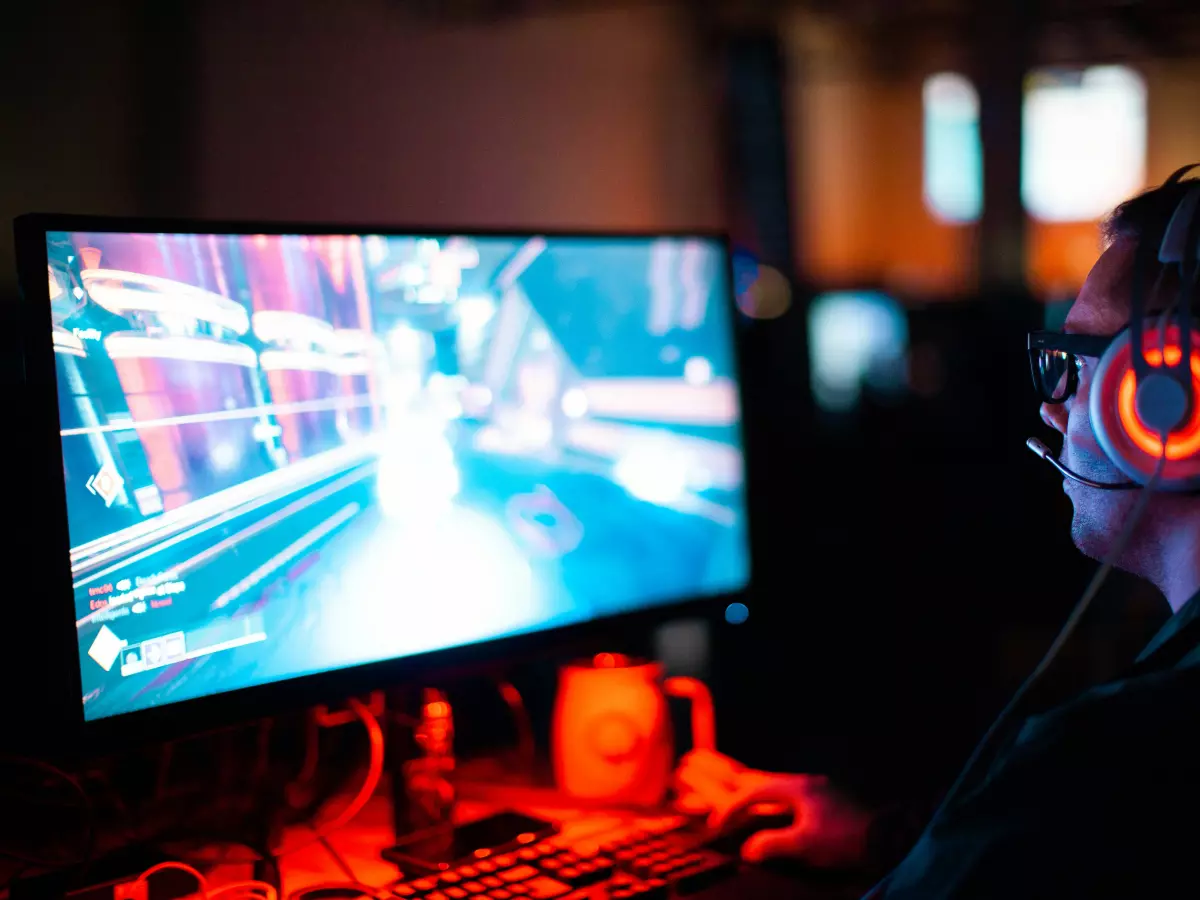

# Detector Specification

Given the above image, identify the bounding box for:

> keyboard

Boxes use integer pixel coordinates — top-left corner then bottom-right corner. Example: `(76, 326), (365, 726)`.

(388, 818), (736, 899)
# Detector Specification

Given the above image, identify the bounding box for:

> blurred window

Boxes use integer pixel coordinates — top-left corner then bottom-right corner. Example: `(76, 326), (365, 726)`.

(1022, 66), (1147, 222)
(922, 73), (983, 223)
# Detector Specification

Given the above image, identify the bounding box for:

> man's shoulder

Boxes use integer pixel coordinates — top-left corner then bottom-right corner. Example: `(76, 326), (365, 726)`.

(876, 656), (1200, 897)
(1022, 654), (1200, 744)
(980, 659), (1200, 803)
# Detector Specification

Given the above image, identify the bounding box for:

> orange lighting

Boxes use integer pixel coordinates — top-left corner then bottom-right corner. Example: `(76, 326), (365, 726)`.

(1116, 346), (1200, 460)
(516, 833), (536, 845)
(474, 848), (491, 859)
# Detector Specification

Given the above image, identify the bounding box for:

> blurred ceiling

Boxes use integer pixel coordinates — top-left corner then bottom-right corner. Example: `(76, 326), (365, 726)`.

(390, 0), (1200, 61)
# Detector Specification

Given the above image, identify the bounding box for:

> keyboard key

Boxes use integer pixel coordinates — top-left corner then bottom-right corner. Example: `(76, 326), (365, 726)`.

(556, 867), (580, 884)
(499, 865), (540, 884)
(426, 893), (450, 900)
(444, 889), (468, 899)
(516, 849), (541, 862)
(492, 855), (516, 868)
(479, 877), (503, 889)
(486, 892), (512, 900)
(505, 885), (530, 896)
(632, 880), (668, 899)
(538, 858), (562, 872)
(440, 873), (463, 885)
(570, 842), (598, 859)
(391, 886), (418, 897)
(519, 877), (571, 899)
(461, 882), (486, 894)
(413, 879), (439, 892)
(475, 861), (497, 874)
(457, 867), (480, 879)
(608, 872), (634, 888)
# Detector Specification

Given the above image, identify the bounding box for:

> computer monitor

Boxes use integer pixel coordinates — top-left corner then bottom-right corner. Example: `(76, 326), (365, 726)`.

(807, 290), (908, 413)
(15, 217), (752, 740)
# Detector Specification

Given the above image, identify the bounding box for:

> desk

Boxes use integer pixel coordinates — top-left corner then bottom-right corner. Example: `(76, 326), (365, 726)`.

(3, 775), (868, 900)
(256, 776), (695, 897)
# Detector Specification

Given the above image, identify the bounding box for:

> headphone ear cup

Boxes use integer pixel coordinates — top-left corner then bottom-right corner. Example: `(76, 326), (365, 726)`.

(1089, 323), (1200, 491)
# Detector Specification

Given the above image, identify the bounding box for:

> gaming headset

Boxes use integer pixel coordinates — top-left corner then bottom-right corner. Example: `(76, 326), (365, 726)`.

(934, 165), (1200, 827)
(1027, 163), (1200, 491)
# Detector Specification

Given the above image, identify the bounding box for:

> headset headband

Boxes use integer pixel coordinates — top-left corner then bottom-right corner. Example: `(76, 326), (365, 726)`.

(1129, 166), (1200, 405)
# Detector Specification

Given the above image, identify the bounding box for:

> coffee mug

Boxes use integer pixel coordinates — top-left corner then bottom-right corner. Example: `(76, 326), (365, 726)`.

(551, 653), (715, 807)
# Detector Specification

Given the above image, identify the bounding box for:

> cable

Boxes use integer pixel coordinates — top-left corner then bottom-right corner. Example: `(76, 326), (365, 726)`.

(296, 713), (322, 786)
(932, 449), (1169, 822)
(138, 860), (208, 892)
(208, 880), (278, 900)
(496, 680), (536, 769)
(317, 837), (358, 882)
(275, 698), (384, 858)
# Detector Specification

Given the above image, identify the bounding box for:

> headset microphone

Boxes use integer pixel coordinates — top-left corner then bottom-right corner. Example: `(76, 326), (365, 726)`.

(1025, 437), (1139, 490)
(931, 167), (1200, 834)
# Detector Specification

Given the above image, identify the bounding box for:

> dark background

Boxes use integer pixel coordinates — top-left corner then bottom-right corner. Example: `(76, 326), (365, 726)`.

(3, 0), (1199, 825)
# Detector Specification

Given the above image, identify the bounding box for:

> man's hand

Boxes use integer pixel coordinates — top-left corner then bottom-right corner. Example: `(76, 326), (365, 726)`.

(673, 749), (873, 867)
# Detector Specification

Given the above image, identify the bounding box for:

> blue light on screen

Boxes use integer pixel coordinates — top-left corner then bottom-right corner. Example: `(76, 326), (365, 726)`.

(46, 231), (752, 720)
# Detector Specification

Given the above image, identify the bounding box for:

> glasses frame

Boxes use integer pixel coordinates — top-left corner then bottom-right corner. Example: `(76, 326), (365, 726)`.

(1028, 330), (1117, 404)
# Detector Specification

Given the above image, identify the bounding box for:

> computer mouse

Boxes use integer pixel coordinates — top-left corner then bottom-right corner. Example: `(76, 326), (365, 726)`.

(704, 806), (795, 857)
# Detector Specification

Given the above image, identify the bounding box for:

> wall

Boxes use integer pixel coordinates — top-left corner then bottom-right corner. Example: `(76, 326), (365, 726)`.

(784, 15), (975, 299)
(0, 3), (139, 297)
(784, 15), (1200, 299)
(192, 0), (723, 233)
(1029, 57), (1200, 296)
(0, 1), (723, 300)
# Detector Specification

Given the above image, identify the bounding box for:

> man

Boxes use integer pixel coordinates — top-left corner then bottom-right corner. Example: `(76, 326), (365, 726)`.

(676, 168), (1200, 897)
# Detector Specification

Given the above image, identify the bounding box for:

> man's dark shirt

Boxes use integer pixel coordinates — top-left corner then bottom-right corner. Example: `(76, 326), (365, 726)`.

(866, 589), (1200, 898)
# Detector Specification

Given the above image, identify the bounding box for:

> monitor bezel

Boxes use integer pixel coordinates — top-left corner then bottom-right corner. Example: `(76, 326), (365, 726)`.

(14, 213), (757, 755)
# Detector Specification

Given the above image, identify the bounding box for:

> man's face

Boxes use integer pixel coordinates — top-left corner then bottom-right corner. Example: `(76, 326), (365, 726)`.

(1040, 238), (1144, 560)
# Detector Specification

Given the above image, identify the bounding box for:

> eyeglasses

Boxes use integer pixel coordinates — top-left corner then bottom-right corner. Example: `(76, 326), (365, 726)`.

(1028, 330), (1116, 404)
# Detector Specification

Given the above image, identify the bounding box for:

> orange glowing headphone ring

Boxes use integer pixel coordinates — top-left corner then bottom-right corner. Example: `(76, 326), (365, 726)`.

(1088, 172), (1200, 490)
(1090, 326), (1200, 489)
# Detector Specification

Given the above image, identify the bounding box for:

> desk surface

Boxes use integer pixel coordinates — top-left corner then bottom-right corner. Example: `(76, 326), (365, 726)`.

(266, 778), (697, 896)
(2, 775), (868, 900)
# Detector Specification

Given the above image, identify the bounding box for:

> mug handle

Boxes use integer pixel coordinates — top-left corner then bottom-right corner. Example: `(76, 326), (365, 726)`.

(663, 676), (715, 751)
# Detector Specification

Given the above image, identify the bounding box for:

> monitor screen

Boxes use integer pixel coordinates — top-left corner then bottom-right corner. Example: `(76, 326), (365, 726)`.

(41, 229), (750, 721)
(808, 290), (908, 413)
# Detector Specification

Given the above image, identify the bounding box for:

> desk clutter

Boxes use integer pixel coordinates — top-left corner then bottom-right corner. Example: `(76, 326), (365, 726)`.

(388, 818), (734, 900)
